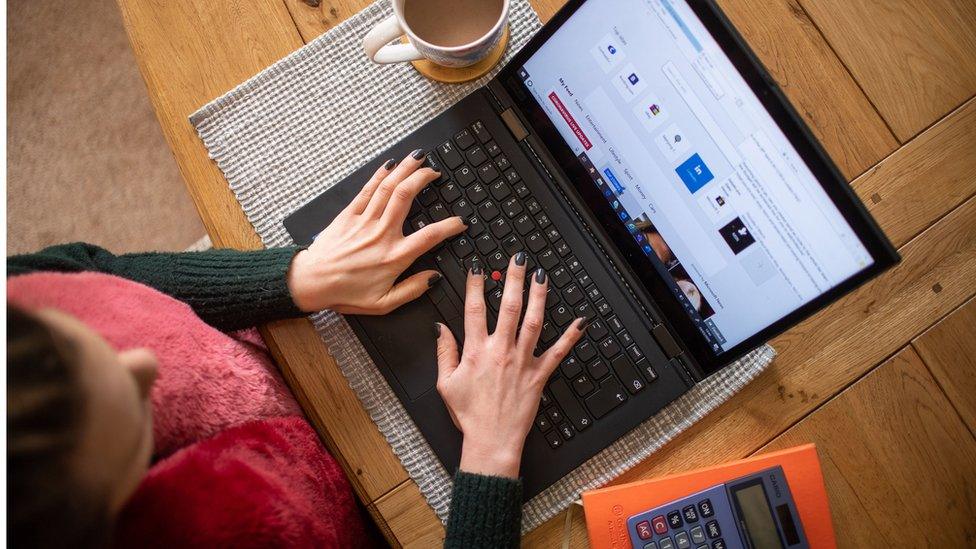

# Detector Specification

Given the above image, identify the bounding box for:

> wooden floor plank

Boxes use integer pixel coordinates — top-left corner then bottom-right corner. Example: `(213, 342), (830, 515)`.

(798, 0), (976, 142)
(913, 297), (976, 435)
(524, 192), (976, 546)
(852, 98), (976, 247)
(760, 347), (976, 547)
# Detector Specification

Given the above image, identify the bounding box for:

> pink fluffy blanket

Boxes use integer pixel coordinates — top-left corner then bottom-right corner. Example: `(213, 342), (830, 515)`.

(8, 272), (375, 547)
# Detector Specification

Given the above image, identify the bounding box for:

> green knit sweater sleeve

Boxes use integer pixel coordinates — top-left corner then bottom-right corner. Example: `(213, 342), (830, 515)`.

(7, 242), (305, 331)
(445, 471), (522, 548)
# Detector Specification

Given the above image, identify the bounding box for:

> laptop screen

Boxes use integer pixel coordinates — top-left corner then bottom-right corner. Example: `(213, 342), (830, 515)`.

(516, 0), (874, 354)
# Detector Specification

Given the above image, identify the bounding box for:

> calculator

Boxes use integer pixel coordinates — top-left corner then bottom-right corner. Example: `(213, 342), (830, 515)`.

(626, 466), (808, 549)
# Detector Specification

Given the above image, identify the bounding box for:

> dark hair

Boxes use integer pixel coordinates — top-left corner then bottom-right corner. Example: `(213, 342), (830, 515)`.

(7, 305), (111, 548)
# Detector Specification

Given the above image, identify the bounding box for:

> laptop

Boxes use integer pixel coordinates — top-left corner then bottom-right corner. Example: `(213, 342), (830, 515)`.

(283, 0), (899, 499)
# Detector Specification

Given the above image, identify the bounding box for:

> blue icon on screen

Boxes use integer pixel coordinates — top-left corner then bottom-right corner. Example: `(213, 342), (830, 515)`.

(675, 153), (714, 194)
(618, 211), (630, 221)
(628, 73), (640, 85)
(608, 45), (617, 55)
(611, 200), (620, 209)
(642, 244), (654, 255)
(603, 188), (614, 198)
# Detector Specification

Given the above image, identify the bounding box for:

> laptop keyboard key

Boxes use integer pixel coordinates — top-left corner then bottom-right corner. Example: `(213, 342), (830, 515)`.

(479, 162), (501, 183)
(504, 169), (520, 184)
(408, 213), (431, 233)
(607, 315), (625, 333)
(585, 379), (628, 419)
(452, 198), (473, 218)
(599, 337), (621, 358)
(563, 284), (584, 305)
(451, 237), (475, 258)
(467, 183), (488, 203)
(541, 320), (558, 344)
(566, 256), (582, 273)
(454, 129), (476, 150)
(418, 186), (438, 206)
(466, 215), (486, 237)
(596, 299), (612, 317)
(485, 140), (501, 157)
(551, 266), (572, 288)
(577, 272), (592, 288)
(489, 179), (511, 200)
(560, 355), (582, 378)
(555, 240), (571, 257)
(538, 249), (559, 270)
(526, 232), (547, 253)
(545, 430), (563, 449)
(466, 146), (488, 166)
(611, 355), (646, 394)
(535, 212), (552, 229)
(587, 319), (609, 340)
(526, 198), (542, 215)
(576, 340), (597, 362)
(475, 234), (497, 255)
(514, 214), (535, 236)
(627, 345), (645, 362)
(502, 197), (523, 218)
(636, 358), (658, 383)
(494, 154), (511, 171)
(552, 304), (573, 327)
(550, 378), (592, 432)
(587, 359), (609, 379)
(429, 203), (449, 222)
(502, 235), (521, 256)
(438, 141), (464, 169)
(546, 407), (564, 424)
(573, 374), (595, 396)
(488, 251), (508, 271)
(455, 165), (477, 186)
(558, 422), (575, 440)
(440, 182), (462, 203)
(489, 217), (512, 238)
(514, 180), (530, 198)
(535, 413), (552, 432)
(618, 330), (634, 347)
(478, 200), (500, 221)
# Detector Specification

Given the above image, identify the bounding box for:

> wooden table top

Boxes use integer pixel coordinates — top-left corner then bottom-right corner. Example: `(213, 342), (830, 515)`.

(115, 0), (976, 546)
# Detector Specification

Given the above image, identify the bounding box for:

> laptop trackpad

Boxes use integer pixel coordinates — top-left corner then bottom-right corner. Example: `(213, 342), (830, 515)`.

(355, 297), (440, 401)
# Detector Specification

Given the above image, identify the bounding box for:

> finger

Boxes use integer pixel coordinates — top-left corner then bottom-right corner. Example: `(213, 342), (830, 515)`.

(372, 269), (443, 314)
(536, 317), (588, 377)
(516, 267), (548, 356)
(382, 167), (441, 226)
(493, 252), (528, 339)
(363, 149), (427, 218)
(434, 322), (460, 385)
(345, 158), (396, 215)
(463, 258), (488, 343)
(401, 216), (467, 259)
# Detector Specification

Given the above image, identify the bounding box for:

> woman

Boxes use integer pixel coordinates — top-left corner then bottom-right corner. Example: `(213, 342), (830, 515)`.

(7, 152), (584, 548)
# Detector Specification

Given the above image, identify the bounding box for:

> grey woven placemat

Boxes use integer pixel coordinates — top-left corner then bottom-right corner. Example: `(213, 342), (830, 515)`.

(190, 0), (775, 533)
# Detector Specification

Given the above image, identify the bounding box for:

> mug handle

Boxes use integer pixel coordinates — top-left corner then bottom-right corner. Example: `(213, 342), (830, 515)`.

(363, 15), (425, 64)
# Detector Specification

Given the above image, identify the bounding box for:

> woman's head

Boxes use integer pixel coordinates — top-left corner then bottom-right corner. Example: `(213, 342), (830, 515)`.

(7, 305), (158, 547)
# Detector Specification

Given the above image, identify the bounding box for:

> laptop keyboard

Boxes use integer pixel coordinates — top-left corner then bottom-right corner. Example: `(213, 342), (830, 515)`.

(405, 119), (660, 450)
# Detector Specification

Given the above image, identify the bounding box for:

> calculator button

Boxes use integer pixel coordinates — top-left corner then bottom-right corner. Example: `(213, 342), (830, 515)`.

(711, 539), (725, 549)
(690, 526), (706, 544)
(635, 520), (653, 540)
(682, 505), (699, 523)
(698, 499), (714, 518)
(705, 520), (721, 539)
(674, 531), (691, 549)
(652, 515), (668, 535)
(659, 537), (674, 549)
(668, 511), (683, 529)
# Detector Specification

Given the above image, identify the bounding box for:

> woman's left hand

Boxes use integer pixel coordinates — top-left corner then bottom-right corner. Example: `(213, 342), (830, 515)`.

(287, 150), (467, 314)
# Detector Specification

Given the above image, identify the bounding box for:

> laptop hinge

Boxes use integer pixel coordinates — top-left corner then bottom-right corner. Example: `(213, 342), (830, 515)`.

(500, 108), (529, 141)
(651, 323), (683, 358)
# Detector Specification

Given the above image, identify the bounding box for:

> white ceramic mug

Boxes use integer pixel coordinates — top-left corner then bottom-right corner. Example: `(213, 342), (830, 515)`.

(362, 0), (510, 68)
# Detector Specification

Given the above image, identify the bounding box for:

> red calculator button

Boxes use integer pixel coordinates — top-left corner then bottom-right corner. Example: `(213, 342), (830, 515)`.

(652, 515), (668, 535)
(636, 520), (653, 540)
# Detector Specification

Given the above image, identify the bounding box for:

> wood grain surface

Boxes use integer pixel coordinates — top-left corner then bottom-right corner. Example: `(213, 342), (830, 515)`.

(762, 346), (976, 548)
(115, 0), (976, 545)
(798, 0), (976, 142)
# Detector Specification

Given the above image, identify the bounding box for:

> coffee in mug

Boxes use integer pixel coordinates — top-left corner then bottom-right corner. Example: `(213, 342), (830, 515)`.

(363, 0), (510, 68)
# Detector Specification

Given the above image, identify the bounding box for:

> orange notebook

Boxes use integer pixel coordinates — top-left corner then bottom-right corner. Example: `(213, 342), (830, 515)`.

(581, 444), (835, 549)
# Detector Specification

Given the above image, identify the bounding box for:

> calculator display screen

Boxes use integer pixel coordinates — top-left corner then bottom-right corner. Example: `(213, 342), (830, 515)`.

(732, 483), (784, 548)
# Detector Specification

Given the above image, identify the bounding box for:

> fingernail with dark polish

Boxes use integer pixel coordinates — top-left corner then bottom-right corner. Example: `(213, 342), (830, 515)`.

(534, 268), (546, 284)
(457, 216), (468, 227)
(514, 251), (527, 266)
(383, 158), (396, 170)
(471, 258), (483, 275)
(427, 273), (443, 287)
(433, 322), (441, 337)
(411, 149), (425, 160)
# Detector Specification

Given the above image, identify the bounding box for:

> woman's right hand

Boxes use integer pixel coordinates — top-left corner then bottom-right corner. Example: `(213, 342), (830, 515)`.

(434, 252), (587, 478)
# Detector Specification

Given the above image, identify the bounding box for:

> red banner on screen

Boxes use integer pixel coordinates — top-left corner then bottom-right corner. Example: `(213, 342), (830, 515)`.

(548, 91), (592, 150)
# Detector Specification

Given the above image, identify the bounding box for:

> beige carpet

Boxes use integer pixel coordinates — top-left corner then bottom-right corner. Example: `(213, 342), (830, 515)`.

(6, 0), (205, 256)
